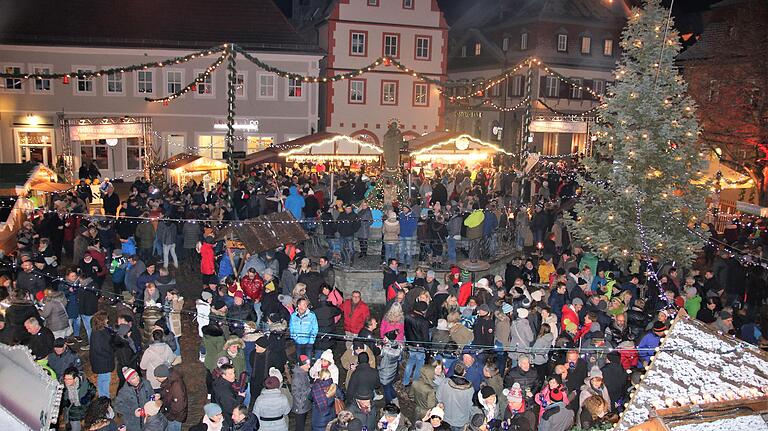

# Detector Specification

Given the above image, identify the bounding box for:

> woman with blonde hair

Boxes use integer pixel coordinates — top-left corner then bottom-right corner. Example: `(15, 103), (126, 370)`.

(579, 395), (618, 429)
(310, 369), (340, 431)
(380, 302), (405, 343)
(440, 295), (459, 320)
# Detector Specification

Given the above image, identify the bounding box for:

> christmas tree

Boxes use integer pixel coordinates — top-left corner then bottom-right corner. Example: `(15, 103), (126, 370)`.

(566, 0), (710, 267)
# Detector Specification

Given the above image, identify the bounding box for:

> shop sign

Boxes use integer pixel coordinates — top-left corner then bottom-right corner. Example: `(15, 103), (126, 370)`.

(69, 123), (143, 140)
(530, 120), (587, 134)
(457, 111), (482, 118)
(213, 119), (259, 131)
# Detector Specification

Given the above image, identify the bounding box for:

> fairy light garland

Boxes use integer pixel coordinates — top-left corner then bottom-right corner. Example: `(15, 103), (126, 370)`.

(146, 52), (227, 104)
(484, 97), (530, 112)
(537, 98), (602, 118)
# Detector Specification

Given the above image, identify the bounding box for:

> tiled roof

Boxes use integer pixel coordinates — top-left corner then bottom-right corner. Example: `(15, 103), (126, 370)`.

(677, 22), (729, 61)
(0, 0), (320, 52)
(0, 163), (39, 189)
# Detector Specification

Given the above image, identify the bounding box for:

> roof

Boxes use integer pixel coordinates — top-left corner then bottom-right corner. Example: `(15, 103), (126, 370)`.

(0, 0), (320, 53)
(243, 132), (383, 165)
(161, 154), (203, 170)
(617, 316), (768, 431)
(0, 163), (53, 190)
(0, 344), (63, 430)
(407, 131), (511, 155)
(215, 211), (309, 253)
(677, 22), (729, 61)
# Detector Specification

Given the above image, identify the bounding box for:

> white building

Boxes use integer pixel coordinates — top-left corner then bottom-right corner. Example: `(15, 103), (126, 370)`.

(293, 0), (448, 145)
(0, 0), (322, 181)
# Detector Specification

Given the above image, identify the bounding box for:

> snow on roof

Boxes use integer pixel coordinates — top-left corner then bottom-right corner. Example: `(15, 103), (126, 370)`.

(669, 414), (768, 431)
(616, 317), (768, 431)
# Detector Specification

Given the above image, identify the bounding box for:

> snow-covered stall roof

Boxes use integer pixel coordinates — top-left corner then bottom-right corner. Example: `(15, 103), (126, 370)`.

(617, 316), (768, 431)
(669, 414), (768, 431)
(0, 344), (62, 430)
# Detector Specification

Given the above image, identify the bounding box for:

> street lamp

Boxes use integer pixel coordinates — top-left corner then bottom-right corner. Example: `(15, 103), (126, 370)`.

(106, 138), (118, 178)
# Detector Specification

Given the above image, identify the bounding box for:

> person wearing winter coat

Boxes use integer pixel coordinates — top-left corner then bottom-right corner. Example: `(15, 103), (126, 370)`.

(61, 368), (97, 431)
(291, 356), (313, 431)
(252, 376), (292, 431)
(509, 308), (534, 366)
(289, 298), (318, 360)
(48, 339), (83, 378)
(436, 361), (474, 429)
(504, 355), (539, 394)
(340, 291), (371, 343)
(212, 364), (246, 428)
(89, 312), (115, 398)
(382, 212), (400, 262)
(284, 186), (305, 221)
(378, 335), (402, 404)
(140, 329), (177, 390)
(410, 361), (441, 421)
(114, 367), (154, 431)
(355, 202), (373, 257)
(309, 349), (340, 385)
(398, 205), (418, 268)
(309, 369), (338, 431)
(578, 367), (612, 419)
(531, 323), (555, 378)
(125, 255), (146, 296)
(538, 385), (574, 431)
(181, 221), (201, 263)
(231, 404), (259, 431)
(134, 219), (156, 261)
(637, 321), (667, 368)
(156, 219), (179, 269)
(140, 400), (169, 431)
(313, 295), (342, 353)
(377, 404), (412, 431)
(345, 351), (380, 401)
(157, 364), (188, 429)
(40, 289), (71, 339)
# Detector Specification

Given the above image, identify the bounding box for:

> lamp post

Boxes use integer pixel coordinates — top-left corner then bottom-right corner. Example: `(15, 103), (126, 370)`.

(105, 138), (118, 179)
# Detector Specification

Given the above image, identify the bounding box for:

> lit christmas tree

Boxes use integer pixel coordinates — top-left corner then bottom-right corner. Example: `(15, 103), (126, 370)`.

(567, 0), (710, 267)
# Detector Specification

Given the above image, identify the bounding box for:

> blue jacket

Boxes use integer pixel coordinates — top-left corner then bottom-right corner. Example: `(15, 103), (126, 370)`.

(284, 186), (305, 220)
(482, 210), (498, 236)
(110, 257), (127, 283)
(637, 331), (661, 367)
(399, 211), (418, 237)
(121, 237), (137, 257)
(370, 208), (383, 229)
(289, 309), (318, 345)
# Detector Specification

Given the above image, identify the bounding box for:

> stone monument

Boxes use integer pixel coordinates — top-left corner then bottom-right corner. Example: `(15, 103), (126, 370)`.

(382, 121), (404, 174)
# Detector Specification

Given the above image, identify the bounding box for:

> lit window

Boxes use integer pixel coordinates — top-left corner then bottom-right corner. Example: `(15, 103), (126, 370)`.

(571, 78), (583, 98)
(76, 68), (94, 93)
(382, 81), (398, 105)
(246, 136), (273, 154)
(137, 70), (153, 94)
(593, 79), (605, 95)
(259, 74), (275, 98)
(474, 42), (482, 55)
(288, 78), (303, 98)
(3, 65), (22, 91)
(349, 79), (365, 104)
(545, 76), (559, 97)
(351, 32), (367, 56)
(106, 70), (124, 94)
(603, 39), (614, 56)
(521, 33), (528, 50)
(414, 83), (428, 106)
(581, 36), (591, 54)
(32, 66), (52, 93)
(167, 71), (182, 94)
(557, 34), (568, 52)
(126, 137), (145, 171)
(196, 73), (213, 95)
(415, 36), (431, 60)
(197, 135), (226, 159)
(384, 34), (399, 57)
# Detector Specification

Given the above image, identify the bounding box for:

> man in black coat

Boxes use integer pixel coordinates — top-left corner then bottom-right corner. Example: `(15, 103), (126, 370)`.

(601, 352), (628, 407)
(24, 317), (55, 359)
(346, 351), (381, 400)
(16, 260), (47, 297)
(403, 301), (431, 386)
(212, 364), (245, 428)
(298, 263), (325, 308)
(313, 295), (341, 353)
(337, 205), (360, 265)
(383, 259), (399, 291)
(248, 337), (275, 408)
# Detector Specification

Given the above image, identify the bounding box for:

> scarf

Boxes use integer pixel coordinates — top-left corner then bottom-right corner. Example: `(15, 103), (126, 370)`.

(66, 378), (81, 406)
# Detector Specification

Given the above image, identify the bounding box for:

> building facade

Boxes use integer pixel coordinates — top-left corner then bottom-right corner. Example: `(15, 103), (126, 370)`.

(444, 0), (629, 156)
(294, 0), (448, 145)
(0, 0), (321, 181)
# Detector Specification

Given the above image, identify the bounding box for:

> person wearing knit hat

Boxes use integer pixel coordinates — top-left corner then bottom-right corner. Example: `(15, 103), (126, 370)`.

(478, 386), (499, 423)
(153, 363), (170, 378)
(263, 376), (280, 390)
(578, 366), (610, 417)
(202, 402), (224, 422)
(517, 307), (529, 319)
(501, 302), (514, 315)
(537, 383), (574, 431)
(114, 366), (154, 431)
(468, 413), (487, 431)
(309, 349), (339, 384)
(141, 399), (167, 431)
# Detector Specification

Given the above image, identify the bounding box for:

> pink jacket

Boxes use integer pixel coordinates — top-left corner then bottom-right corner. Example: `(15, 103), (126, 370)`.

(380, 320), (405, 343)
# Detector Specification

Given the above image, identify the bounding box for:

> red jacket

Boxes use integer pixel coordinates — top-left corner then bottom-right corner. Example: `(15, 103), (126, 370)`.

(619, 346), (639, 369)
(457, 282), (473, 306)
(560, 304), (580, 332)
(200, 242), (215, 275)
(240, 274), (264, 302)
(340, 299), (370, 334)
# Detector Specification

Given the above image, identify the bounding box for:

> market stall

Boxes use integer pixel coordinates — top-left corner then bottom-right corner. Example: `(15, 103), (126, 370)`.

(243, 132), (383, 172)
(0, 163), (70, 253)
(215, 211), (309, 254)
(407, 131), (513, 172)
(162, 153), (228, 190)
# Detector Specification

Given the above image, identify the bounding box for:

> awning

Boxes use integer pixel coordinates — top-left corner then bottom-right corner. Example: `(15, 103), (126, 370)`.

(244, 132), (383, 166)
(28, 181), (74, 193)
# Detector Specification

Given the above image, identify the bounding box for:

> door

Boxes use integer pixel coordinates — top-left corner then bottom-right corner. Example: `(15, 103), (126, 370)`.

(15, 129), (54, 166)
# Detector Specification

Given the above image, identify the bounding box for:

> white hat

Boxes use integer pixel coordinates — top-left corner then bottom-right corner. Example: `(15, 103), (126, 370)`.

(517, 308), (529, 319)
(269, 367), (283, 383)
(321, 349), (334, 363)
(429, 406), (445, 419)
(143, 400), (161, 416)
(475, 278), (490, 291)
(436, 319), (449, 331)
(530, 290), (543, 302)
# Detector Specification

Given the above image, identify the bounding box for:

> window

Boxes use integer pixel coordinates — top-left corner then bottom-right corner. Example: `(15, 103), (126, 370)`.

(508, 75), (524, 96)
(3, 65), (22, 91)
(287, 78), (303, 98)
(349, 79), (365, 104)
(491, 83), (501, 97)
(197, 135), (226, 159)
(502, 37), (509, 52)
(545, 76), (559, 97)
(16, 130), (54, 165)
(79, 140), (109, 170)
(258, 74), (276, 99)
(603, 39), (614, 56)
(236, 73), (247, 98)
(707, 79), (719, 102)
(581, 36), (591, 54)
(105, 70), (124, 95)
(413, 82), (428, 106)
(31, 66), (52, 93)
(125, 137), (145, 171)
(520, 33), (528, 50)
(557, 34), (568, 52)
(196, 72), (213, 96)
(246, 136), (274, 154)
(136, 70), (153, 94)
(166, 70), (183, 95)
(474, 42), (482, 56)
(415, 36), (431, 60)
(367, 0), (378, 5)
(593, 79), (605, 96)
(570, 78), (583, 98)
(402, 0), (414, 8)
(350, 31), (367, 56)
(381, 80), (398, 105)
(75, 67), (94, 94)
(384, 33), (400, 58)
(461, 46), (467, 57)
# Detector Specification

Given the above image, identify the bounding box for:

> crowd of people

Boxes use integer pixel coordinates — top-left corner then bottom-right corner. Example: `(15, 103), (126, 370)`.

(0, 161), (767, 431)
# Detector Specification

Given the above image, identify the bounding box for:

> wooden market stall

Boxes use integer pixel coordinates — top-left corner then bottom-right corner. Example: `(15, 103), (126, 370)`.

(0, 163), (70, 253)
(162, 153), (228, 190)
(242, 132), (383, 172)
(215, 211), (309, 254)
(407, 131), (513, 172)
